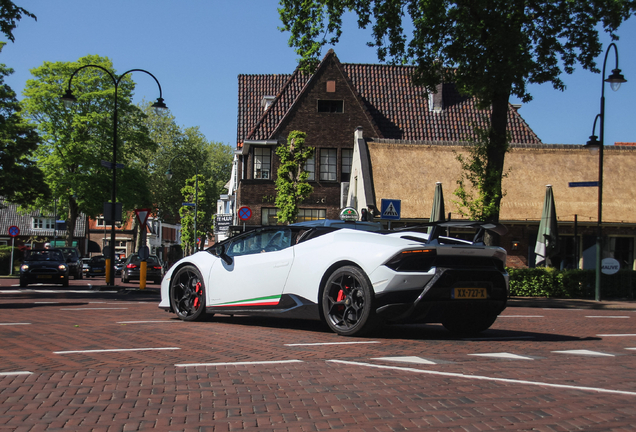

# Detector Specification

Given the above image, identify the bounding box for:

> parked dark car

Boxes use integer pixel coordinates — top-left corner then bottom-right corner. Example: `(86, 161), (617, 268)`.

(58, 247), (83, 279)
(121, 254), (163, 284)
(81, 258), (91, 275)
(20, 249), (70, 287)
(114, 259), (125, 275)
(86, 255), (106, 278)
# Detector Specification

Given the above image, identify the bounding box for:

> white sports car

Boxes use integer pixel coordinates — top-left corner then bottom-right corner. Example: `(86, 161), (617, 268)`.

(159, 218), (509, 336)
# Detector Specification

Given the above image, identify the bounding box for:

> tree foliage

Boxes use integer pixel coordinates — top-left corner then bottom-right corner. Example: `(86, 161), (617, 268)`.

(0, 43), (48, 205)
(453, 126), (509, 222)
(275, 131), (314, 224)
(20, 55), (156, 245)
(0, 0), (36, 43)
(278, 0), (636, 238)
(179, 174), (206, 255)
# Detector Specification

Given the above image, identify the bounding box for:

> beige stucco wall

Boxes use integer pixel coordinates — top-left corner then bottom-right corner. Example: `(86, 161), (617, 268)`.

(368, 142), (636, 224)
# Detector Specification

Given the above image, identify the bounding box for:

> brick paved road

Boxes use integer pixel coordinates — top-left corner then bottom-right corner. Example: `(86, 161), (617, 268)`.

(1, 277), (636, 431)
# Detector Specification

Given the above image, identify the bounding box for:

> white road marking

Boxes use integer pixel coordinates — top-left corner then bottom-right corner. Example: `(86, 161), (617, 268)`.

(284, 341), (381, 347)
(54, 347), (180, 354)
(327, 359), (636, 396)
(598, 334), (636, 337)
(0, 371), (32, 376)
(0, 323), (31, 326)
(468, 352), (534, 360)
(117, 320), (182, 324)
(461, 336), (535, 341)
(552, 349), (615, 357)
(499, 315), (544, 318)
(586, 316), (630, 319)
(625, 348), (636, 351)
(176, 359), (304, 367)
(59, 307), (128, 310)
(372, 356), (437, 365)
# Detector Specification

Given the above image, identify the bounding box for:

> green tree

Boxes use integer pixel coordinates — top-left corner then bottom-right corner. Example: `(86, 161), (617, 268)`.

(20, 55), (156, 245)
(0, 43), (48, 205)
(179, 174), (206, 255)
(275, 131), (314, 224)
(0, 0), (36, 43)
(279, 0), (636, 237)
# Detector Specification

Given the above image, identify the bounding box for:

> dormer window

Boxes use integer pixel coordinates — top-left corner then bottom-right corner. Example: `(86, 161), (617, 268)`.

(318, 100), (343, 113)
(261, 95), (276, 111)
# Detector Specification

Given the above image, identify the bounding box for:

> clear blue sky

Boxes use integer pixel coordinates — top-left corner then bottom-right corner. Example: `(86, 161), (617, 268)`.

(3, 1), (636, 147)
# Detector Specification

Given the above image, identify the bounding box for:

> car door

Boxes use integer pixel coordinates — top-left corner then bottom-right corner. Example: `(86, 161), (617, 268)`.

(208, 228), (294, 307)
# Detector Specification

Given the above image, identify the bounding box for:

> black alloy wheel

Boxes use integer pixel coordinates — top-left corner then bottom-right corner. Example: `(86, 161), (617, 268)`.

(170, 265), (207, 321)
(322, 265), (377, 336)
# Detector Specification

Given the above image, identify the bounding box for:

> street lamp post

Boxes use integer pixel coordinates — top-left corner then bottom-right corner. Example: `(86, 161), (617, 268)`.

(165, 157), (199, 254)
(62, 65), (167, 285)
(584, 43), (627, 302)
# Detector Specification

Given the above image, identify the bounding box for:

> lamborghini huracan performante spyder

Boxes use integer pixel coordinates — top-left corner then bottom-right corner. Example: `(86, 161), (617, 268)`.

(159, 219), (509, 336)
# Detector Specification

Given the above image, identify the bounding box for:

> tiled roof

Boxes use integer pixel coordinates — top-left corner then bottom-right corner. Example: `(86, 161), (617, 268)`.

(237, 52), (541, 145)
(0, 199), (86, 239)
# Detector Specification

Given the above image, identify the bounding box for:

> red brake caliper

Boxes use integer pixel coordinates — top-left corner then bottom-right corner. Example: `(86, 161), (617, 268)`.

(193, 281), (202, 309)
(337, 288), (346, 302)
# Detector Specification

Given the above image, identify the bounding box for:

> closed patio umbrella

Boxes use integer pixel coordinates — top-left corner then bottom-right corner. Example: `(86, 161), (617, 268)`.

(535, 185), (559, 266)
(428, 182), (446, 235)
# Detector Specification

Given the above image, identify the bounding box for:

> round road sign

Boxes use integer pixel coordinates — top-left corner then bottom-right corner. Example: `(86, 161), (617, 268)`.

(8, 226), (20, 237)
(238, 206), (252, 221)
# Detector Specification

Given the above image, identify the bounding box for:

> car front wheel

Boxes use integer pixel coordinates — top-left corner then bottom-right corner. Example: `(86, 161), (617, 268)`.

(170, 265), (207, 321)
(322, 265), (378, 336)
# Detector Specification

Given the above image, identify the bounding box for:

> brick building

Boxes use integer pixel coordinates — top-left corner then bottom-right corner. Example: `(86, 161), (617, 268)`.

(229, 50), (540, 228)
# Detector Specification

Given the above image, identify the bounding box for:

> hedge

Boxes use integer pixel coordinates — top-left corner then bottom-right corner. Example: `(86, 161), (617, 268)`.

(508, 267), (636, 299)
(0, 245), (20, 275)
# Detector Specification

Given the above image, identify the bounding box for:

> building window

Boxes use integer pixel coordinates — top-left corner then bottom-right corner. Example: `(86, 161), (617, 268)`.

(32, 217), (54, 229)
(304, 155), (315, 181)
(317, 100), (343, 113)
(341, 149), (353, 182)
(297, 209), (326, 222)
(320, 149), (337, 181)
(610, 237), (634, 269)
(96, 216), (106, 227)
(262, 208), (280, 226)
(254, 147), (271, 179)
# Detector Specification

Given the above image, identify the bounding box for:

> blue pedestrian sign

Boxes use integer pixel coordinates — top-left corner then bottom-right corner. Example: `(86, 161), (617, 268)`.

(380, 199), (401, 220)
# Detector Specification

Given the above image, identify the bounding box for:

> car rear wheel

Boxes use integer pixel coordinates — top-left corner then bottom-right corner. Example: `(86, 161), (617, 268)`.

(19, 277), (27, 288)
(322, 265), (378, 336)
(442, 310), (498, 336)
(170, 265), (207, 321)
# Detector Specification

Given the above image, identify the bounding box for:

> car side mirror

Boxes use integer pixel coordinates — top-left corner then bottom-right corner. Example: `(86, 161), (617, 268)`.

(217, 244), (233, 265)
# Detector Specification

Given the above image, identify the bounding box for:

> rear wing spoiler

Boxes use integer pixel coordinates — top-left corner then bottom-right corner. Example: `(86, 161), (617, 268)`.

(393, 221), (508, 244)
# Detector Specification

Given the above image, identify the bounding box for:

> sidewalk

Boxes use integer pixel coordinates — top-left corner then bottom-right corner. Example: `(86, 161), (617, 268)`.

(509, 296), (636, 310)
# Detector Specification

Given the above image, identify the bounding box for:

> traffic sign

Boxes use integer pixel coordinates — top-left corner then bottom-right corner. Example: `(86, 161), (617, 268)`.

(569, 181), (599, 188)
(8, 226), (19, 237)
(182, 202), (196, 207)
(380, 199), (401, 220)
(238, 206), (252, 221)
(138, 245), (150, 260)
(135, 208), (151, 225)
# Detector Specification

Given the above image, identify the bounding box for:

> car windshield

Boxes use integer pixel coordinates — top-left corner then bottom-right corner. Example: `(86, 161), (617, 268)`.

(25, 250), (64, 262)
(61, 250), (79, 260)
(128, 255), (160, 265)
(90, 257), (105, 265)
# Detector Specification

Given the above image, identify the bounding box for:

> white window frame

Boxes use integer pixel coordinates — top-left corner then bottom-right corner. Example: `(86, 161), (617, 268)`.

(320, 149), (337, 181)
(254, 148), (271, 179)
(32, 217), (54, 230)
(304, 155), (315, 181)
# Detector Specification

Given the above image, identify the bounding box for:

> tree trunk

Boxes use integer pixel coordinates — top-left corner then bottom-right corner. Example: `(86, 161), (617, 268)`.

(66, 197), (79, 247)
(484, 90), (511, 246)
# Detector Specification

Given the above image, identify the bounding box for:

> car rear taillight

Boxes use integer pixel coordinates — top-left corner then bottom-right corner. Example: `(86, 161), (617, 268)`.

(126, 264), (138, 269)
(152, 266), (162, 270)
(384, 248), (437, 272)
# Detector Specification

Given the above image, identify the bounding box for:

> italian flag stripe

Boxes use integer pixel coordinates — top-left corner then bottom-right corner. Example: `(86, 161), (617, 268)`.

(212, 295), (281, 307)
